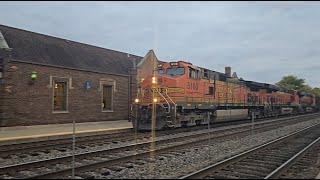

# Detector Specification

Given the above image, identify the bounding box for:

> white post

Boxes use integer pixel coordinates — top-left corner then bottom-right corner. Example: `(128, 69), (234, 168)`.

(72, 119), (75, 179)
(251, 111), (255, 135)
(207, 112), (211, 159)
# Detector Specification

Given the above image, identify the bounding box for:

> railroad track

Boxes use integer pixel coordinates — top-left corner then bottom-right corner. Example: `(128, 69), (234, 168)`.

(0, 116), (264, 155)
(279, 136), (320, 179)
(0, 113), (319, 179)
(0, 123), (213, 157)
(180, 122), (320, 179)
(0, 113), (317, 158)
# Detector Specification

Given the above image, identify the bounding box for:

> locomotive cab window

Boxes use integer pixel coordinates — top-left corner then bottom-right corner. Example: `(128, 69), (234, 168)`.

(102, 85), (113, 111)
(203, 69), (209, 79)
(166, 67), (184, 76)
(158, 69), (165, 75)
(209, 86), (214, 95)
(53, 81), (68, 112)
(189, 67), (199, 79)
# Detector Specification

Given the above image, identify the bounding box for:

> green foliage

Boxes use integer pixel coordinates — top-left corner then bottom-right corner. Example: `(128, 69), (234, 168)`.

(276, 75), (307, 91)
(276, 75), (319, 97)
(312, 87), (320, 97)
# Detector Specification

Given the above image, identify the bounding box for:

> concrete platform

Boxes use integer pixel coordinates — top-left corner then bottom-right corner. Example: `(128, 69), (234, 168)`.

(0, 120), (133, 146)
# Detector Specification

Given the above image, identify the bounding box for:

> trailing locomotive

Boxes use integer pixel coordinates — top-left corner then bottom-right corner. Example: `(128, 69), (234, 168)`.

(131, 50), (317, 131)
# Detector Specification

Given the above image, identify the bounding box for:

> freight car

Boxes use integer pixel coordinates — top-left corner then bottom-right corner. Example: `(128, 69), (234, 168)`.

(131, 60), (317, 131)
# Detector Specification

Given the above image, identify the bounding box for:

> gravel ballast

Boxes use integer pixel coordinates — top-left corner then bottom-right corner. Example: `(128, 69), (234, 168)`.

(103, 117), (320, 179)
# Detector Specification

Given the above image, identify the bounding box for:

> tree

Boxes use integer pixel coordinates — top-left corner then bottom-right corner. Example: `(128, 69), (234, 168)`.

(312, 87), (320, 97)
(276, 75), (307, 91)
(276, 75), (320, 98)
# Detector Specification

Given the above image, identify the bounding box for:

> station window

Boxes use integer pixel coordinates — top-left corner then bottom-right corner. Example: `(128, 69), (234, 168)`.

(53, 81), (68, 112)
(0, 57), (4, 79)
(102, 85), (113, 111)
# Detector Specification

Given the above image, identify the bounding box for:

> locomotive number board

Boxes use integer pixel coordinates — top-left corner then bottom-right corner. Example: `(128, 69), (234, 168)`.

(159, 87), (185, 94)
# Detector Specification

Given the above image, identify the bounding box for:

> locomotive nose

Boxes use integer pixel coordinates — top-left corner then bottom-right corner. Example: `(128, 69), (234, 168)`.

(156, 75), (177, 87)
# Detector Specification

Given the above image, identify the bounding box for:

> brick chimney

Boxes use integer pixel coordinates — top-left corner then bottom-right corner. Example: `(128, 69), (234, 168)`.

(225, 66), (231, 77)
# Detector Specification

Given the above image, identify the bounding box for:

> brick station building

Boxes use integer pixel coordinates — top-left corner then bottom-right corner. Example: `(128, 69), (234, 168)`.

(0, 25), (146, 127)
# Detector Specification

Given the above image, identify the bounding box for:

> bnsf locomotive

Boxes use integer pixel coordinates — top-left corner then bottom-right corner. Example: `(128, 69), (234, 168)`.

(131, 57), (317, 131)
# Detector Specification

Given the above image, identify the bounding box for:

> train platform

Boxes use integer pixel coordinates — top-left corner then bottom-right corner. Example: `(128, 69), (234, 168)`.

(0, 120), (133, 146)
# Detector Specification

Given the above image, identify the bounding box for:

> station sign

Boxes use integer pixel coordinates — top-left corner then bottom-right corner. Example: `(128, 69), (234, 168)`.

(84, 80), (92, 90)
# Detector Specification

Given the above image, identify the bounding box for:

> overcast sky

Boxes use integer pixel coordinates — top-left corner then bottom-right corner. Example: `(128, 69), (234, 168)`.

(0, 1), (319, 87)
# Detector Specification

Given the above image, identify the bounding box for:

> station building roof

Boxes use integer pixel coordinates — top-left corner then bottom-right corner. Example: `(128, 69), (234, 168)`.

(0, 24), (143, 75)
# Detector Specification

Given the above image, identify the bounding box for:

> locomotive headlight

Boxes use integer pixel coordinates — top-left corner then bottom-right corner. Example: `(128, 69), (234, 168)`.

(152, 76), (156, 84)
(153, 98), (158, 103)
(134, 98), (139, 103)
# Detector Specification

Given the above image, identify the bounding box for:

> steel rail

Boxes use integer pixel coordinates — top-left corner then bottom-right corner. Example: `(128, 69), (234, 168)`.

(0, 123), (214, 156)
(1, 113), (318, 157)
(180, 122), (320, 179)
(10, 113), (317, 179)
(264, 136), (320, 179)
(0, 113), (318, 179)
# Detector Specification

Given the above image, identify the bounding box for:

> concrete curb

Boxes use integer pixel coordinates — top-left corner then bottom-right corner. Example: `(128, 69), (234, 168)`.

(0, 128), (132, 146)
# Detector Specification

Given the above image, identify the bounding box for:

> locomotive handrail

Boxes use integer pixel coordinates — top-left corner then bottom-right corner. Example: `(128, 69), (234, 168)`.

(164, 89), (177, 119)
(164, 88), (176, 105)
(153, 88), (171, 114)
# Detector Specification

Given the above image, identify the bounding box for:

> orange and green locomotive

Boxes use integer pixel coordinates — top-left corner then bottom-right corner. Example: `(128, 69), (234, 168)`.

(131, 53), (317, 131)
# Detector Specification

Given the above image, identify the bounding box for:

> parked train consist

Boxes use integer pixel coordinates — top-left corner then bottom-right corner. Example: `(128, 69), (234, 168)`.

(132, 58), (317, 131)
